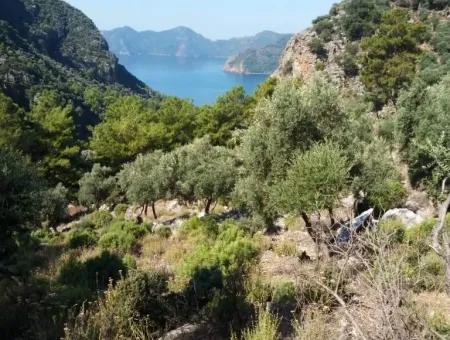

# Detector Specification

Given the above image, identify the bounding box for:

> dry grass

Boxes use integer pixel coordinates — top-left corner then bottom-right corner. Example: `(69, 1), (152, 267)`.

(273, 240), (298, 257)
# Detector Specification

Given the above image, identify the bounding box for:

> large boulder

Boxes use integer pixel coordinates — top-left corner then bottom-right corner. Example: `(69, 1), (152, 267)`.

(381, 208), (425, 229)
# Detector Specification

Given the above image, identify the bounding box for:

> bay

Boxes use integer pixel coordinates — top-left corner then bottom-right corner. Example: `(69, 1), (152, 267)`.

(118, 55), (268, 105)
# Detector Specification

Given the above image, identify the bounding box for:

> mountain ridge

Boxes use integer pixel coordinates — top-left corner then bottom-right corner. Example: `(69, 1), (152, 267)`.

(102, 26), (292, 59)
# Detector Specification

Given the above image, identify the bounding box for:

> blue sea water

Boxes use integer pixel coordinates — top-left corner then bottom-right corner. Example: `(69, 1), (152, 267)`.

(118, 55), (268, 105)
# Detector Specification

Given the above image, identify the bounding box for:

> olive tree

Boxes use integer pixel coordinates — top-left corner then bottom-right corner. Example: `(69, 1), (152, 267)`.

(118, 151), (168, 219)
(236, 75), (349, 227)
(273, 142), (349, 244)
(0, 148), (45, 258)
(175, 138), (238, 213)
(78, 164), (116, 209)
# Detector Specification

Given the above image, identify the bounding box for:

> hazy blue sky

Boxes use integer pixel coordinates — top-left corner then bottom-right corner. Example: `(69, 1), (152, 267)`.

(64, 0), (338, 39)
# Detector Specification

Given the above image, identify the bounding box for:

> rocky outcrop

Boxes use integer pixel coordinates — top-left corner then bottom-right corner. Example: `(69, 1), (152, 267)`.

(274, 28), (364, 93)
(381, 208), (425, 229)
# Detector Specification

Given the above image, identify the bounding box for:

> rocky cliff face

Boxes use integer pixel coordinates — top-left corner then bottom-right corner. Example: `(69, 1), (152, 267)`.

(274, 27), (364, 93)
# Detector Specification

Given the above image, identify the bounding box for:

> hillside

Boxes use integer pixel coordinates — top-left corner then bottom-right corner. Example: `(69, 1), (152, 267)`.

(224, 35), (292, 74)
(1, 1), (450, 340)
(0, 0), (154, 132)
(103, 26), (292, 59)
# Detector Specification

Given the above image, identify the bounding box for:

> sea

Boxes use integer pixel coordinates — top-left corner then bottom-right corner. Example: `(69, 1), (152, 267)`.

(118, 55), (268, 105)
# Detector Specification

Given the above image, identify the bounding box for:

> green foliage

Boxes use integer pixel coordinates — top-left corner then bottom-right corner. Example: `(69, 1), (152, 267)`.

(78, 164), (116, 208)
(237, 76), (348, 226)
(352, 140), (406, 213)
(196, 86), (250, 145)
(98, 220), (151, 253)
(64, 271), (178, 339)
(360, 9), (428, 107)
(274, 142), (349, 214)
(67, 229), (98, 249)
(174, 137), (239, 212)
(378, 219), (406, 244)
(58, 251), (127, 290)
(28, 90), (81, 186)
(113, 204), (128, 218)
(404, 218), (436, 252)
(122, 254), (137, 270)
(337, 44), (360, 77)
(272, 281), (296, 307)
(118, 151), (168, 218)
(238, 308), (280, 340)
(155, 226), (172, 239)
(176, 221), (259, 290)
(41, 183), (69, 228)
(399, 74), (450, 188)
(0, 92), (25, 149)
(89, 95), (164, 165)
(89, 210), (114, 229)
(342, 0), (388, 41)
(0, 148), (45, 257)
(308, 38), (328, 60)
(312, 15), (334, 42)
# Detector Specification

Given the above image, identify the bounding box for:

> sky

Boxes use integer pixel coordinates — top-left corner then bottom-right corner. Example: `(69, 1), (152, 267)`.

(64, 0), (338, 40)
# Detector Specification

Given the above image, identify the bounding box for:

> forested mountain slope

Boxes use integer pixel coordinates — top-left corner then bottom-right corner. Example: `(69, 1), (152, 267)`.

(0, 0), (154, 114)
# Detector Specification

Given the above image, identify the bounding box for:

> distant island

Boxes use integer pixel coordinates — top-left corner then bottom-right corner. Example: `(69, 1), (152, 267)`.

(102, 26), (292, 74)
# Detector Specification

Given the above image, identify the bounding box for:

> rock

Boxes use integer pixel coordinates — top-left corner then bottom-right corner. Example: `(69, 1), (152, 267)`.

(56, 220), (79, 233)
(166, 199), (181, 210)
(159, 324), (202, 340)
(67, 204), (87, 218)
(381, 208), (425, 229)
(405, 191), (436, 219)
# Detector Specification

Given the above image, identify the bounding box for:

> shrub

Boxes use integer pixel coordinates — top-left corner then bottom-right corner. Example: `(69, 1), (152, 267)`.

(113, 204), (128, 218)
(58, 251), (126, 291)
(378, 219), (406, 244)
(238, 308), (280, 340)
(98, 220), (151, 253)
(122, 254), (137, 269)
(89, 210), (113, 229)
(404, 218), (435, 252)
(74, 218), (95, 230)
(271, 281), (297, 314)
(64, 271), (176, 339)
(308, 38), (327, 60)
(155, 226), (172, 239)
(67, 229), (98, 249)
(273, 240), (298, 257)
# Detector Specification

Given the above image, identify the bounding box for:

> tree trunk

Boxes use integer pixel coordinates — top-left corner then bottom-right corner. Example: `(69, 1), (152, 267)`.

(144, 203), (148, 216)
(328, 207), (335, 226)
(152, 202), (158, 220)
(205, 198), (213, 214)
(301, 211), (319, 244)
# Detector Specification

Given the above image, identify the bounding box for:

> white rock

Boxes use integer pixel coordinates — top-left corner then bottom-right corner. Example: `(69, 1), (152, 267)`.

(381, 208), (425, 229)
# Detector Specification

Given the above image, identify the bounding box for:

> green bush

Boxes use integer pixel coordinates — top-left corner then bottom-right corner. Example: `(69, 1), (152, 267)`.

(67, 229), (98, 249)
(272, 281), (296, 312)
(74, 218), (95, 230)
(308, 38), (328, 60)
(64, 271), (178, 339)
(122, 254), (137, 270)
(155, 226), (172, 239)
(180, 216), (219, 240)
(405, 218), (435, 252)
(89, 210), (113, 229)
(113, 204), (128, 218)
(378, 219), (406, 244)
(58, 251), (126, 291)
(238, 308), (280, 340)
(98, 220), (151, 253)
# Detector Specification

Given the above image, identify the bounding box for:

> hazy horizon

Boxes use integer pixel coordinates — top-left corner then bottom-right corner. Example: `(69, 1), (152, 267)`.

(64, 0), (337, 40)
